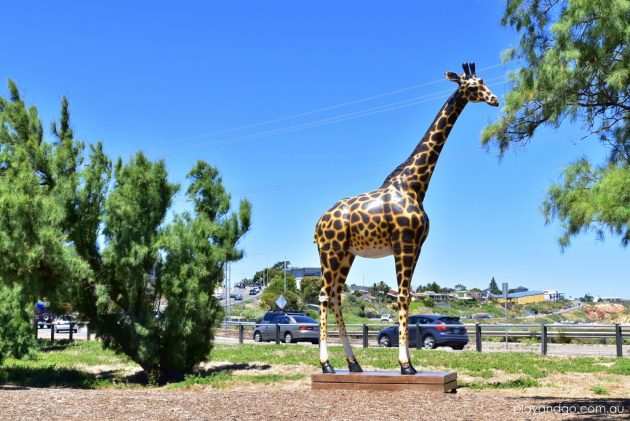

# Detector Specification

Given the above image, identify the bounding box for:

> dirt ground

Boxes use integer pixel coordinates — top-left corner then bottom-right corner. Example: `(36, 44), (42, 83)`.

(1, 385), (628, 420)
(2, 362), (629, 421)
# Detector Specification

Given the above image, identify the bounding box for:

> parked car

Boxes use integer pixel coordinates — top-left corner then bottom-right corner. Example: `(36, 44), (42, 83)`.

(234, 293), (243, 301)
(256, 310), (303, 325)
(249, 288), (258, 295)
(53, 314), (78, 333)
(253, 314), (319, 344)
(377, 314), (468, 350)
(34, 302), (55, 329)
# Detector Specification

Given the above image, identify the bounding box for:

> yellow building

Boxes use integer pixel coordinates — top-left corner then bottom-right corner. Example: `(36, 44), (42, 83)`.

(494, 290), (545, 305)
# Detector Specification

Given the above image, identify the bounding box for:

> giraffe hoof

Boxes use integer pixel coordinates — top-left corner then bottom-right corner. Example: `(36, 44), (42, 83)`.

(348, 360), (363, 373)
(321, 361), (336, 374)
(400, 363), (417, 375)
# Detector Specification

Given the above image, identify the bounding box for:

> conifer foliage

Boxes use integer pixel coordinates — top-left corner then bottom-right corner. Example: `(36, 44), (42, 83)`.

(483, 0), (629, 248)
(0, 81), (251, 381)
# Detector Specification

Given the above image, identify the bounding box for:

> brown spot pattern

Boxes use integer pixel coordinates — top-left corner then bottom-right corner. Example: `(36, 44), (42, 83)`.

(313, 69), (498, 369)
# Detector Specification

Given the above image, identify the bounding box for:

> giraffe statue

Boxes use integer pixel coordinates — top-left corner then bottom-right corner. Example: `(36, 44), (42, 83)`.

(314, 62), (499, 374)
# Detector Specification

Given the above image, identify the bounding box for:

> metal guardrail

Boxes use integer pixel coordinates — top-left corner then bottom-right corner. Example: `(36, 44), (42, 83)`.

(35, 322), (90, 343)
(35, 319), (628, 358)
(218, 321), (628, 357)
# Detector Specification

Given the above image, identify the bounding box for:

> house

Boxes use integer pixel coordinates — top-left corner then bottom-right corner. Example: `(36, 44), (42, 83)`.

(455, 290), (482, 301)
(412, 291), (456, 302)
(386, 289), (398, 301)
(544, 290), (565, 301)
(492, 290), (545, 305)
(359, 293), (377, 303)
(480, 288), (494, 301)
(349, 284), (370, 295)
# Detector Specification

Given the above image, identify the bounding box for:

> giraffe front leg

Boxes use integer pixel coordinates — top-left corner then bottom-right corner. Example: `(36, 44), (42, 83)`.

(393, 228), (424, 375)
(398, 293), (417, 375)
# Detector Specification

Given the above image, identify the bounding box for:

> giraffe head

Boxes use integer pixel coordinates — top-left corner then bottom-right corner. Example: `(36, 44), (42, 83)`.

(445, 62), (499, 106)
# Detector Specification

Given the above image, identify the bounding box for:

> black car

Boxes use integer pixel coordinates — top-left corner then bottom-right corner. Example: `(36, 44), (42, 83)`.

(377, 314), (468, 350)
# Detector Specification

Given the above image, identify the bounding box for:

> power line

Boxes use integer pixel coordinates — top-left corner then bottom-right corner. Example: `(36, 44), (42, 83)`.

(146, 75), (508, 158)
(112, 62), (513, 155)
(229, 135), (567, 196)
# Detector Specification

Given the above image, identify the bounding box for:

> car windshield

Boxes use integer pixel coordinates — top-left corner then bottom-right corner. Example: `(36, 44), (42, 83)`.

(292, 316), (316, 323)
(438, 317), (461, 325)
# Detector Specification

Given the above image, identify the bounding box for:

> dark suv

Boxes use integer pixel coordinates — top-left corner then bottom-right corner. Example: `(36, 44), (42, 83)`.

(34, 302), (55, 329)
(377, 314), (468, 350)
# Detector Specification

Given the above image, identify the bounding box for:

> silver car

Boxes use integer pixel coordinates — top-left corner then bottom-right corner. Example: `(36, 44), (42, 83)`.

(253, 314), (319, 344)
(53, 314), (78, 333)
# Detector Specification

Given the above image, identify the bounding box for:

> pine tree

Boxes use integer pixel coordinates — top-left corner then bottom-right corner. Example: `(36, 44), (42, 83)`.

(0, 81), (251, 382)
(489, 277), (501, 295)
(0, 285), (35, 364)
(0, 81), (90, 362)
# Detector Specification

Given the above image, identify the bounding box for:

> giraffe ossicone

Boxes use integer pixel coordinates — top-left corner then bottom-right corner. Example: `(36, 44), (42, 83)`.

(314, 62), (499, 375)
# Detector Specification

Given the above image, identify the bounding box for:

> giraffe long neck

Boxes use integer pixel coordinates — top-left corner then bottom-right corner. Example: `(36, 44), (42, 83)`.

(381, 89), (467, 201)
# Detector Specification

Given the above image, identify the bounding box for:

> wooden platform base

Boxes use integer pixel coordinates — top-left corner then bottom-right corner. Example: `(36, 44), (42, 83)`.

(311, 370), (457, 393)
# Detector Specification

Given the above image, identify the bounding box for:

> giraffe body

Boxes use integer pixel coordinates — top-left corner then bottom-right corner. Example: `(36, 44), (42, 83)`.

(314, 63), (499, 374)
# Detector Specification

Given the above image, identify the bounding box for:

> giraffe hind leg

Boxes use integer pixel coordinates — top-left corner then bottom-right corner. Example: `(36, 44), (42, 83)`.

(318, 269), (335, 374)
(393, 230), (425, 375)
(318, 248), (343, 374)
(329, 253), (361, 372)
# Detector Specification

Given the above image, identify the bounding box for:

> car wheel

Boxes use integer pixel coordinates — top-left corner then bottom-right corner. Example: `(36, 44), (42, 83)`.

(284, 332), (293, 344)
(311, 339), (320, 345)
(253, 331), (262, 342)
(452, 345), (465, 350)
(378, 335), (392, 347)
(423, 335), (436, 349)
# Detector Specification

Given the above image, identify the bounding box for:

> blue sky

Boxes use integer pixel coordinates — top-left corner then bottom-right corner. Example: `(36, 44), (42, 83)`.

(4, 1), (627, 298)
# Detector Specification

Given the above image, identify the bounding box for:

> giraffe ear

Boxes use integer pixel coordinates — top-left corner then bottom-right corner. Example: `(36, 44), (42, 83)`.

(445, 72), (460, 84)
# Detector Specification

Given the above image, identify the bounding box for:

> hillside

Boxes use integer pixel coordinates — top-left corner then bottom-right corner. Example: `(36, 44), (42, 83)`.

(225, 291), (629, 327)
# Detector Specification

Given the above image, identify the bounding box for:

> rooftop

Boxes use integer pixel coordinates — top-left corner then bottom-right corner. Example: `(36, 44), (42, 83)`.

(491, 290), (545, 299)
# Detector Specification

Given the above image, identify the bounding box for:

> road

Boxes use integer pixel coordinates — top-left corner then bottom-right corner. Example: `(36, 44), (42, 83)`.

(37, 324), (90, 340)
(215, 285), (263, 307)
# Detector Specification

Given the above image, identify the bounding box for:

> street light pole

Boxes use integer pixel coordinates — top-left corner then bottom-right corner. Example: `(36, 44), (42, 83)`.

(249, 253), (269, 286)
(224, 262), (228, 318)
(283, 257), (287, 294)
(265, 255), (269, 287)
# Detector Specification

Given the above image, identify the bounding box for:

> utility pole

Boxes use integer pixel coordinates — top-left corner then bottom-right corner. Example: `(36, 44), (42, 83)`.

(224, 262), (228, 319)
(265, 255), (269, 287)
(283, 257), (287, 294)
(502, 282), (508, 350)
